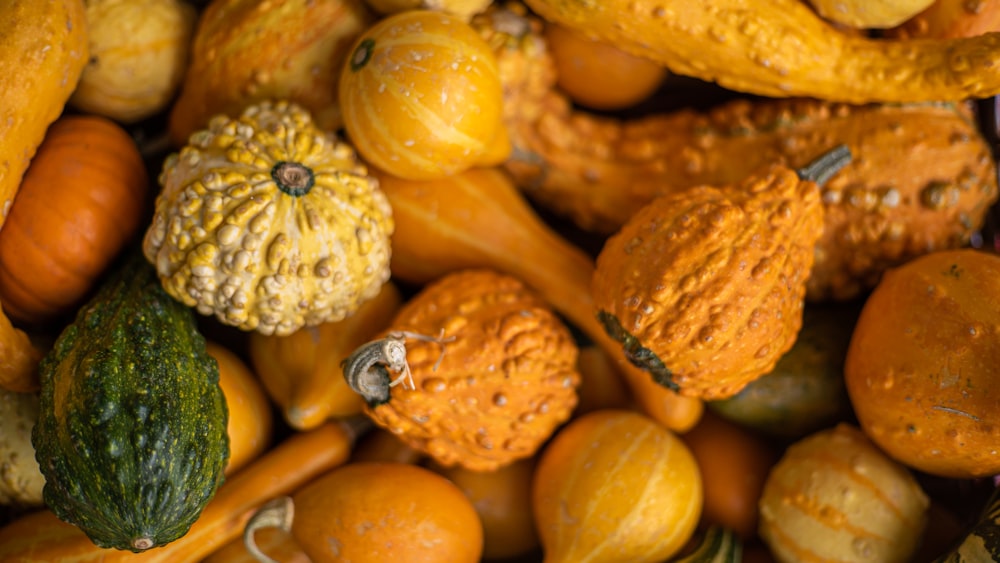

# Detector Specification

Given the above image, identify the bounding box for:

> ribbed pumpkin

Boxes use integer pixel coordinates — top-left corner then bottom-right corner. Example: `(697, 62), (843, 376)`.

(339, 9), (510, 180)
(533, 409), (703, 563)
(0, 115), (149, 324)
(758, 423), (929, 563)
(144, 100), (394, 336)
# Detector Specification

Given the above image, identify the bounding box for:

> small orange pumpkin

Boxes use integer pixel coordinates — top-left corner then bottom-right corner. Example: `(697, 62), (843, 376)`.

(339, 10), (510, 180)
(533, 409), (703, 563)
(0, 115), (149, 324)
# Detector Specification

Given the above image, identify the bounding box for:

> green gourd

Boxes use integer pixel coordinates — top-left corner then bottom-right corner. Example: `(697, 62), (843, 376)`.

(31, 251), (229, 552)
(675, 527), (742, 563)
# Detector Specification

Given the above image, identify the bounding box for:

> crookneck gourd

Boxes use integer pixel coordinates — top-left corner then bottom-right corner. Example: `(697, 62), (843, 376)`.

(592, 148), (851, 400)
(144, 100), (394, 336)
(31, 251), (229, 552)
(474, 4), (999, 302)
(522, 0), (1000, 103)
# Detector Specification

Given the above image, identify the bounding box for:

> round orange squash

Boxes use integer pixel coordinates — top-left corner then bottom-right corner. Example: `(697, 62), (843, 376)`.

(0, 115), (149, 324)
(533, 409), (702, 563)
(845, 248), (1000, 478)
(339, 9), (510, 180)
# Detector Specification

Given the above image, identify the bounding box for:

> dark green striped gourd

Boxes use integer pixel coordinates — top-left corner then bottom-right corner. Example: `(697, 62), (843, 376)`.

(31, 251), (229, 552)
(674, 526), (742, 562)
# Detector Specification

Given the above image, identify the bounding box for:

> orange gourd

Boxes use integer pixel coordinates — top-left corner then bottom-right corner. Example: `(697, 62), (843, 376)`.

(434, 458), (540, 560)
(0, 421), (361, 562)
(339, 10), (510, 180)
(889, 0), (1000, 38)
(208, 341), (274, 475)
(246, 462), (484, 562)
(350, 427), (425, 464)
(533, 409), (703, 562)
(0, 303), (42, 392)
(0, 115), (149, 324)
(545, 22), (666, 110)
(376, 165), (702, 432)
(680, 411), (777, 539)
(845, 248), (1000, 478)
(572, 345), (634, 416)
(204, 528), (309, 563)
(248, 282), (403, 430)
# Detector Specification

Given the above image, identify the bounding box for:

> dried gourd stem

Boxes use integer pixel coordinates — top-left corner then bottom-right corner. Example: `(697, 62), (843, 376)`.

(243, 496), (295, 563)
(342, 330), (456, 404)
(796, 144), (852, 185)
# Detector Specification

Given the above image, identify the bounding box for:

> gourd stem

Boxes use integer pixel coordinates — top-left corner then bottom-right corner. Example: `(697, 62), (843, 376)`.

(243, 496), (295, 563)
(271, 161), (315, 197)
(796, 144), (852, 186)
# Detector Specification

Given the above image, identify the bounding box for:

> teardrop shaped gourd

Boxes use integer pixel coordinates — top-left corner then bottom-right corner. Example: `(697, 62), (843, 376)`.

(248, 281), (403, 430)
(758, 423), (930, 563)
(0, 115), (150, 324)
(592, 157), (835, 400)
(144, 100), (394, 336)
(376, 166), (703, 432)
(339, 10), (510, 180)
(533, 409), (703, 563)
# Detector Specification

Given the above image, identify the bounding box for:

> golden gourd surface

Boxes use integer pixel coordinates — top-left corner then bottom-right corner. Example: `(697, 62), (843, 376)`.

(144, 100), (394, 336)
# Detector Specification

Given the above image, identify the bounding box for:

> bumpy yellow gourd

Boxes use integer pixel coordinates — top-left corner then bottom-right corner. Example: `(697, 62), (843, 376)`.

(144, 100), (394, 336)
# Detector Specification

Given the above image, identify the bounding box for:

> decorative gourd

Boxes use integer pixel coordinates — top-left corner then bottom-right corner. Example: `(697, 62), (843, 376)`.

(433, 457), (540, 560)
(680, 412), (777, 539)
(845, 248), (1000, 478)
(675, 527), (743, 563)
(349, 427), (425, 464)
(70, 0), (197, 123)
(806, 0), (935, 28)
(208, 341), (274, 475)
(758, 423), (930, 563)
(343, 269), (581, 471)
(375, 165), (702, 432)
(248, 281), (403, 430)
(545, 22), (667, 111)
(592, 149), (849, 400)
(339, 10), (510, 180)
(0, 303), (43, 393)
(888, 0), (1000, 39)
(363, 0), (493, 20)
(31, 252), (229, 552)
(0, 115), (150, 324)
(522, 0), (1000, 102)
(0, 420), (361, 562)
(145, 100), (394, 336)
(244, 462), (483, 563)
(707, 302), (858, 438)
(533, 409), (703, 562)
(168, 0), (374, 146)
(0, 388), (44, 507)
(0, 0), (89, 232)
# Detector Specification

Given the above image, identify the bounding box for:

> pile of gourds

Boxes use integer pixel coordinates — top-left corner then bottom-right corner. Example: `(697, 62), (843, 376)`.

(1, 0), (1000, 561)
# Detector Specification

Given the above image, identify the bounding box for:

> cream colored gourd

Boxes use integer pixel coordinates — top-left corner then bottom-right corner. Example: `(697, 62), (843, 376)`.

(144, 100), (394, 336)
(0, 388), (45, 507)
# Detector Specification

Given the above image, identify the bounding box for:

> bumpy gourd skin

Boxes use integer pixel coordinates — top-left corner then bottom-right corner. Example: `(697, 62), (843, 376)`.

(592, 164), (824, 400)
(524, 0), (1000, 103)
(32, 252), (229, 552)
(145, 100), (394, 336)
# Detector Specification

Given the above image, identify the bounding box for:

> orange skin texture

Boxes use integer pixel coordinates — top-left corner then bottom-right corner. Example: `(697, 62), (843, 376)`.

(522, 0), (1000, 103)
(545, 23), (666, 111)
(340, 10), (510, 180)
(0, 303), (42, 392)
(681, 411), (778, 539)
(434, 458), (540, 560)
(366, 269), (581, 471)
(889, 0), (1000, 39)
(248, 282), (403, 430)
(533, 409), (703, 563)
(845, 248), (1000, 478)
(290, 462), (484, 563)
(0, 115), (149, 324)
(207, 341), (274, 476)
(592, 164), (824, 400)
(168, 0), (373, 146)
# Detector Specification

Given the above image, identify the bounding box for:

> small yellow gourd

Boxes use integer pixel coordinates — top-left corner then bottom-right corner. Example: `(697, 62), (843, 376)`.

(144, 100), (394, 336)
